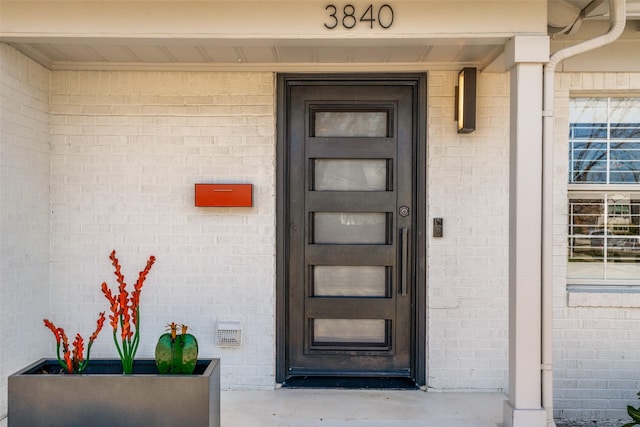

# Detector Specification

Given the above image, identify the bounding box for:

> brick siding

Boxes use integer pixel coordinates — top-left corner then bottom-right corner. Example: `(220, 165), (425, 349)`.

(49, 70), (276, 390)
(0, 44), (51, 417)
(553, 72), (640, 423)
(427, 71), (510, 391)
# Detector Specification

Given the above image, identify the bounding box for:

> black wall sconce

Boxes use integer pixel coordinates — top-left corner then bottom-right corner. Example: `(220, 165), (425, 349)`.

(455, 67), (477, 134)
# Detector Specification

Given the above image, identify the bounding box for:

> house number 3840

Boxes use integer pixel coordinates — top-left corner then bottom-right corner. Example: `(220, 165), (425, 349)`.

(324, 4), (394, 30)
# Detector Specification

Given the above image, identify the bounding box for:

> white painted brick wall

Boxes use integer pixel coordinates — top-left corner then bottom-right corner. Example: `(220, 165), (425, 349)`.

(553, 72), (640, 422)
(12, 57), (625, 415)
(427, 71), (510, 391)
(49, 70), (276, 390)
(0, 44), (51, 418)
(46, 69), (512, 394)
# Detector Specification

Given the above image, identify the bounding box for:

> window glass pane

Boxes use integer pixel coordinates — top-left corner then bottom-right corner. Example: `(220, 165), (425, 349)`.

(570, 124), (607, 139)
(313, 212), (388, 244)
(570, 98), (608, 123)
(610, 98), (640, 125)
(313, 266), (387, 297)
(315, 111), (388, 137)
(314, 159), (388, 191)
(568, 193), (640, 281)
(313, 319), (387, 345)
(569, 98), (640, 184)
(611, 124), (640, 139)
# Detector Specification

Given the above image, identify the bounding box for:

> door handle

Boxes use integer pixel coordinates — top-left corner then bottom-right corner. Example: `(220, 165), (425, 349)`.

(399, 228), (409, 296)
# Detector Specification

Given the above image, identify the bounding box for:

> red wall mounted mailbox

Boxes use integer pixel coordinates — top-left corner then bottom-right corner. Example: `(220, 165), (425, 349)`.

(194, 184), (253, 207)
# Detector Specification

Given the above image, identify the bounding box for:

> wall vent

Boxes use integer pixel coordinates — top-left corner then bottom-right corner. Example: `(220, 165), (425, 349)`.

(216, 320), (243, 347)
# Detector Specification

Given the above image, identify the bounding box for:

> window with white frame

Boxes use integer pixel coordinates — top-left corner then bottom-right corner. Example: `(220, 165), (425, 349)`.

(568, 97), (640, 285)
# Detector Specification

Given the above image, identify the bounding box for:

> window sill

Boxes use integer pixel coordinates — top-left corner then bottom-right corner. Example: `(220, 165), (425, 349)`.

(567, 285), (640, 307)
(568, 183), (640, 191)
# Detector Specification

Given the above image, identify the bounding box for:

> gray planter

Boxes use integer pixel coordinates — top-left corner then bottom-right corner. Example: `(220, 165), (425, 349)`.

(8, 358), (220, 427)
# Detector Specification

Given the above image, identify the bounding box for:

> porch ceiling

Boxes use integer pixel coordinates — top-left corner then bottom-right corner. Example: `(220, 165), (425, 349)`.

(0, 37), (510, 72)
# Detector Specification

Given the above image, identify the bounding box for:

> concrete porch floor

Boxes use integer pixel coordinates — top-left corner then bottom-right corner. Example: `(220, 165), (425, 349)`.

(0, 389), (506, 426)
(221, 389), (506, 427)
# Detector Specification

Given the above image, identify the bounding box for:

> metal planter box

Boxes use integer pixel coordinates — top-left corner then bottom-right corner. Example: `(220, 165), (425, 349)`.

(8, 358), (220, 427)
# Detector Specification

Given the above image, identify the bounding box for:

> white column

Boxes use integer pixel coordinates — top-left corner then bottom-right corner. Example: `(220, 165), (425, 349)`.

(503, 35), (549, 427)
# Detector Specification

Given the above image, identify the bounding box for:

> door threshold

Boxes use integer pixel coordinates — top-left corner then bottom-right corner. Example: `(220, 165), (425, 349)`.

(282, 376), (419, 390)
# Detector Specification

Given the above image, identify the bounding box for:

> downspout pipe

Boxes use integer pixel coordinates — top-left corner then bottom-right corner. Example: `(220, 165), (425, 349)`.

(542, 1), (626, 426)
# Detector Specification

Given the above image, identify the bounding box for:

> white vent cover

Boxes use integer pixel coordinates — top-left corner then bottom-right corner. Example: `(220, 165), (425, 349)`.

(216, 320), (243, 347)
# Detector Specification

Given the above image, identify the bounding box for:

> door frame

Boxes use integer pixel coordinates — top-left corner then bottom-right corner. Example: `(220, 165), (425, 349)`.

(275, 73), (427, 387)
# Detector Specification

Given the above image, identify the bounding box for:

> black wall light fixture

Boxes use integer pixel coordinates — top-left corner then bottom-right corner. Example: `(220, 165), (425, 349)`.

(455, 67), (477, 133)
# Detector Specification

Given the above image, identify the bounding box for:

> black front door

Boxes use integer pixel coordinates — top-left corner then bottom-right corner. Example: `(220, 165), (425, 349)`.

(277, 74), (426, 387)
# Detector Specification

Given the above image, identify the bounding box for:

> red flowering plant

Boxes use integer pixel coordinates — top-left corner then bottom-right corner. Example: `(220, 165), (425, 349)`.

(101, 250), (156, 374)
(43, 312), (106, 374)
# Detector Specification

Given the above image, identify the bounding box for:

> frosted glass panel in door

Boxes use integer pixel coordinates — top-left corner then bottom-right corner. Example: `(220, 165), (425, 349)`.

(313, 319), (387, 344)
(314, 159), (388, 191)
(315, 112), (388, 137)
(313, 212), (387, 244)
(313, 266), (387, 297)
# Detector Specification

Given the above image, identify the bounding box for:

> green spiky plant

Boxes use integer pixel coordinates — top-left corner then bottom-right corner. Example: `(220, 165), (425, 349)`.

(624, 392), (640, 427)
(155, 323), (198, 375)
